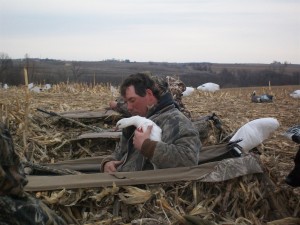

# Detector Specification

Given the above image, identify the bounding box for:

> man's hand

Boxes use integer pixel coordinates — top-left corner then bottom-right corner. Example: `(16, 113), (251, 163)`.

(103, 160), (123, 173)
(109, 101), (118, 110)
(133, 125), (152, 151)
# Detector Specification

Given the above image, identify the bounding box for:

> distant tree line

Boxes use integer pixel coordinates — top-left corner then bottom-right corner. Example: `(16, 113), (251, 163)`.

(0, 53), (299, 88)
(179, 68), (300, 88)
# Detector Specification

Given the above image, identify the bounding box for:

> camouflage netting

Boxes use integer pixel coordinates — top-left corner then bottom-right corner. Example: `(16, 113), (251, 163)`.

(0, 82), (300, 225)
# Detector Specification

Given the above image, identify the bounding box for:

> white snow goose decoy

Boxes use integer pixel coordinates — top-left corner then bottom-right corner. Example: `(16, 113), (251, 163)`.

(283, 125), (300, 187)
(182, 87), (195, 96)
(290, 90), (300, 99)
(116, 116), (162, 141)
(229, 117), (279, 153)
(197, 82), (220, 92)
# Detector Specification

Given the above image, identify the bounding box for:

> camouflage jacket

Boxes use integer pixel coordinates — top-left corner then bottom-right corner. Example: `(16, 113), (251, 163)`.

(0, 123), (27, 197)
(101, 92), (201, 172)
(0, 193), (66, 225)
(0, 122), (67, 225)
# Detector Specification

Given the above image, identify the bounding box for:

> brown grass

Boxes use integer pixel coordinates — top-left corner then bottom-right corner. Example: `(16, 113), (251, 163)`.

(0, 84), (300, 225)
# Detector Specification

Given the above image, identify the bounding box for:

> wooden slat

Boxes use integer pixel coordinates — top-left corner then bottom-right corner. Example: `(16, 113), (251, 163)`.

(25, 155), (263, 191)
(72, 131), (122, 141)
(59, 109), (120, 119)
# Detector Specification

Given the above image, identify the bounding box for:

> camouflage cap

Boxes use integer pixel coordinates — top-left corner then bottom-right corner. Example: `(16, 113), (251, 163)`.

(166, 75), (186, 93)
(0, 122), (28, 197)
(151, 75), (169, 97)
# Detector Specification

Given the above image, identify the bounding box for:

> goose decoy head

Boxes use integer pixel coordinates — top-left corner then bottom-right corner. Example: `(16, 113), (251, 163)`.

(283, 125), (300, 144)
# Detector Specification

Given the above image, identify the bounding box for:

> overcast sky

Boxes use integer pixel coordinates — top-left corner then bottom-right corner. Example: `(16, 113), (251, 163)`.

(0, 0), (299, 64)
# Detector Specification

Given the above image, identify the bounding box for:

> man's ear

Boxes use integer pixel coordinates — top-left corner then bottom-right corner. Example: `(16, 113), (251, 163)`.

(145, 88), (154, 97)
(146, 88), (157, 106)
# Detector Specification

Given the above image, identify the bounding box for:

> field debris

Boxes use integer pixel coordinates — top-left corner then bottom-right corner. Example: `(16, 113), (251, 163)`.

(0, 83), (299, 224)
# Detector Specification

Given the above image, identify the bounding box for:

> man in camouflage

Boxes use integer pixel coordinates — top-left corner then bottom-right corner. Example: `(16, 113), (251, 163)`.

(0, 122), (66, 225)
(101, 72), (200, 172)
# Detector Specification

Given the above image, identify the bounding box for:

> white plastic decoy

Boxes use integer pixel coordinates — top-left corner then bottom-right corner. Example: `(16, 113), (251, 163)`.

(116, 116), (162, 141)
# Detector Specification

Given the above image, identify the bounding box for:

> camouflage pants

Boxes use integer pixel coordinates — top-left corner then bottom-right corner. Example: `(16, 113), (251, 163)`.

(0, 193), (66, 225)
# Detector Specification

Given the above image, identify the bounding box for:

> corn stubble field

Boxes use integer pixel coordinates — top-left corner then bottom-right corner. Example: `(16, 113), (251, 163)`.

(0, 83), (300, 225)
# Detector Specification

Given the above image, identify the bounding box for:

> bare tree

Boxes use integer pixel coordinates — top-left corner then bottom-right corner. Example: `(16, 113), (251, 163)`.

(56, 67), (69, 82)
(0, 52), (13, 83)
(70, 61), (83, 82)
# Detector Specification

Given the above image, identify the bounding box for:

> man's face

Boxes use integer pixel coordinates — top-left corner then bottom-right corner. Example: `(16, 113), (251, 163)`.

(124, 85), (149, 116)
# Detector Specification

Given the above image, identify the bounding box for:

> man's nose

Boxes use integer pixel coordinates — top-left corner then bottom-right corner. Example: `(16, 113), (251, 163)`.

(127, 102), (133, 111)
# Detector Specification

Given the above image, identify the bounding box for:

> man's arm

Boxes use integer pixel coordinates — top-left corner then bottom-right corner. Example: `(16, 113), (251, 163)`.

(100, 126), (135, 172)
(139, 114), (201, 169)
